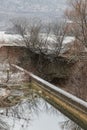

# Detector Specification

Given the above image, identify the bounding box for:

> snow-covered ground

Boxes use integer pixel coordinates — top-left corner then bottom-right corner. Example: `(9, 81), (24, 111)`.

(0, 31), (23, 47)
(0, 31), (75, 52)
(0, 63), (27, 84)
(0, 31), (75, 44)
(0, 31), (21, 42)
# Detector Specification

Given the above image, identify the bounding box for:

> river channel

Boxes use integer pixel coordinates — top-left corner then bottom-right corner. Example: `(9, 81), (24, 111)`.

(0, 63), (82, 130)
(0, 86), (82, 130)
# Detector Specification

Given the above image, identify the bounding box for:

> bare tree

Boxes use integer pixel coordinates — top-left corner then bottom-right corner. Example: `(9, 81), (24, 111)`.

(11, 18), (28, 37)
(65, 0), (87, 47)
(52, 21), (68, 56)
(12, 19), (44, 52)
(11, 18), (68, 56)
(11, 18), (69, 78)
(25, 21), (42, 51)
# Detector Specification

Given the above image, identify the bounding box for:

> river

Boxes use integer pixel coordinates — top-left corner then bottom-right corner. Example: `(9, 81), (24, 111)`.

(0, 86), (82, 130)
(0, 33), (82, 130)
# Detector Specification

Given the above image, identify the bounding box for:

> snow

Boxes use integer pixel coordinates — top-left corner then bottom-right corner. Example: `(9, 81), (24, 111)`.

(40, 33), (75, 46)
(63, 37), (75, 44)
(0, 31), (21, 42)
(0, 31), (24, 47)
(0, 63), (27, 84)
(0, 31), (75, 52)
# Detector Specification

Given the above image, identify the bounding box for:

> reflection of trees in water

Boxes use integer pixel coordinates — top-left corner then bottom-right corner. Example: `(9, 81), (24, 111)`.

(0, 91), (40, 129)
(0, 92), (60, 130)
(60, 120), (83, 130)
(41, 98), (59, 115)
(0, 88), (82, 130)
(0, 119), (9, 130)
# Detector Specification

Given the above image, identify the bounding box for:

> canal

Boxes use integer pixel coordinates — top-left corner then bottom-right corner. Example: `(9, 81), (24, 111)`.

(0, 84), (83, 130)
(0, 63), (83, 130)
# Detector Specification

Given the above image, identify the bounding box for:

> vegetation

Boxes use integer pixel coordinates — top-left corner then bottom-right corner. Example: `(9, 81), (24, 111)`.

(0, 0), (87, 129)
(65, 0), (87, 47)
(11, 19), (68, 56)
(7, 0), (87, 101)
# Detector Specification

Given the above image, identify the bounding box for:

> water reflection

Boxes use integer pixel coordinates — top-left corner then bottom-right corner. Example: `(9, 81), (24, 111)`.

(0, 86), (82, 130)
(0, 119), (9, 130)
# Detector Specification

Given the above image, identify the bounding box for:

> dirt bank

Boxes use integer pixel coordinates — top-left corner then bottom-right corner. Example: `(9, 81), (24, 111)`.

(0, 45), (86, 101)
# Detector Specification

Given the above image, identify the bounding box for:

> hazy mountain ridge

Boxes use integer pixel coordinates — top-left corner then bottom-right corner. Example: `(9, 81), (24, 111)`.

(0, 0), (67, 30)
(0, 0), (67, 13)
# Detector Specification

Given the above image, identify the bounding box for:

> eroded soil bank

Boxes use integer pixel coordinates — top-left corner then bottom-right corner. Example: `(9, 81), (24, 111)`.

(0, 45), (87, 101)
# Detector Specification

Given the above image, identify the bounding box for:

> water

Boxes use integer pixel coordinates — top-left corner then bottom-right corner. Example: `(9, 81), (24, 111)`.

(0, 99), (69, 130)
(0, 62), (82, 130)
(0, 87), (82, 130)
(0, 99), (65, 130)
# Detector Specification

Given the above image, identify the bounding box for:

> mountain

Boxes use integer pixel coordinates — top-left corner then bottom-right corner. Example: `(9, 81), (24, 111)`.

(0, 0), (67, 30)
(0, 0), (67, 13)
